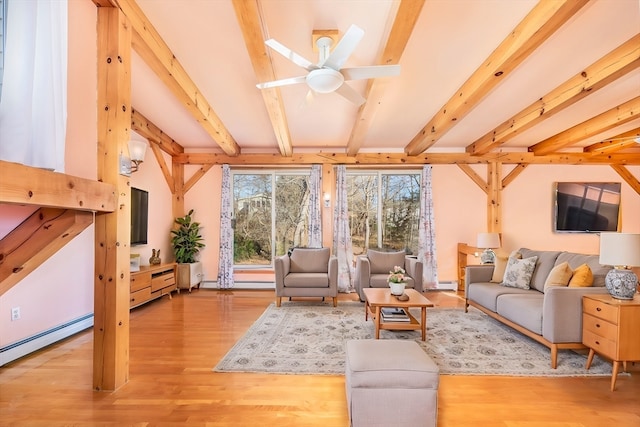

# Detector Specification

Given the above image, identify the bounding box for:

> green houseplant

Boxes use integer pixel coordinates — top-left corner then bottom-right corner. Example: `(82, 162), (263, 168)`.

(171, 209), (205, 291)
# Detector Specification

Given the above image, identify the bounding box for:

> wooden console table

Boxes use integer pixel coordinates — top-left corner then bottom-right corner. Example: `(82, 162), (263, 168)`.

(457, 243), (479, 291)
(130, 263), (177, 308)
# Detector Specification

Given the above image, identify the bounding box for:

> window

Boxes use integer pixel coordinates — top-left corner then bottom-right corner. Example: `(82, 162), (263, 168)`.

(232, 170), (311, 267)
(347, 171), (420, 256)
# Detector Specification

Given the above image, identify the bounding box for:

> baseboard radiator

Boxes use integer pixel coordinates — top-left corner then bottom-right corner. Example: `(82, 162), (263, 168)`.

(0, 314), (94, 366)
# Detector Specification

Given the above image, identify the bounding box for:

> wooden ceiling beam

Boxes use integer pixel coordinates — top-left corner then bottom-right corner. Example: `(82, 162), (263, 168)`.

(0, 160), (116, 212)
(611, 164), (640, 195)
(467, 34), (640, 155)
(346, 0), (425, 156)
(171, 151), (640, 166)
(583, 127), (640, 154)
(529, 96), (640, 155)
(232, 0), (293, 156)
(404, 0), (589, 156)
(107, 0), (240, 156)
(131, 109), (184, 156)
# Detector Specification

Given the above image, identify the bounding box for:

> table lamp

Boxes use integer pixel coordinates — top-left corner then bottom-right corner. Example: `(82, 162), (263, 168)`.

(477, 232), (501, 264)
(599, 232), (640, 300)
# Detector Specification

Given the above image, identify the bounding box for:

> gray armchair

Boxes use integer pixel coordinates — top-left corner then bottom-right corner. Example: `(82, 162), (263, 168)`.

(355, 249), (423, 301)
(274, 247), (338, 307)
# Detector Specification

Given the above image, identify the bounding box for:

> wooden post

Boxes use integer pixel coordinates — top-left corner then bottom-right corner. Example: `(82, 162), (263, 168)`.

(487, 161), (502, 232)
(172, 160), (185, 220)
(94, 6), (132, 392)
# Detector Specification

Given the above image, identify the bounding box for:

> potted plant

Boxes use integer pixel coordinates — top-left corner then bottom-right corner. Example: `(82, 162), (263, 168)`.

(387, 265), (406, 296)
(171, 209), (205, 291)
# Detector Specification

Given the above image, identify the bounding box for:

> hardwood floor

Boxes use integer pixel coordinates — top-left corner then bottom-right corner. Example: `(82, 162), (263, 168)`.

(1, 289), (639, 426)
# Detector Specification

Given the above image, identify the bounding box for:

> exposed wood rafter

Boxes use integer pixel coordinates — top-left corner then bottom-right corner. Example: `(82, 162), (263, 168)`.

(467, 34), (640, 155)
(404, 0), (589, 156)
(584, 127), (640, 155)
(611, 164), (640, 195)
(102, 0), (240, 156)
(232, 0), (293, 156)
(529, 96), (640, 155)
(346, 0), (425, 156)
(131, 108), (184, 156)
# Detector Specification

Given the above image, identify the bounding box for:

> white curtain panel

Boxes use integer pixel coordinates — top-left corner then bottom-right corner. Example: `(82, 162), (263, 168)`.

(0, 0), (67, 171)
(418, 165), (439, 289)
(308, 164), (322, 248)
(332, 165), (355, 293)
(217, 164), (234, 289)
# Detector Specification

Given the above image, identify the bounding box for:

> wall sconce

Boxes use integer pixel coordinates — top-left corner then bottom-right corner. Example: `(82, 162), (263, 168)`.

(323, 192), (331, 208)
(128, 138), (148, 173)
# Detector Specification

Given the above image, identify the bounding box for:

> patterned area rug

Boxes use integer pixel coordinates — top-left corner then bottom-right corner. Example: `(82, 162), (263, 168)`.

(213, 302), (614, 376)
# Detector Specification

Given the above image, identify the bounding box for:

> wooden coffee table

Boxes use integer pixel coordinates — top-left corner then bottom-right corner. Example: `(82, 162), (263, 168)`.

(362, 288), (434, 341)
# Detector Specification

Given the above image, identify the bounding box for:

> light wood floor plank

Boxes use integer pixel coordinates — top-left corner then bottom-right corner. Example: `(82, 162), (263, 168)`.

(1, 289), (639, 426)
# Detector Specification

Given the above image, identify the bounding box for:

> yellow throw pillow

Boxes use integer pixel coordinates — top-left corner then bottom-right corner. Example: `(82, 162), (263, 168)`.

(491, 251), (521, 283)
(568, 264), (593, 287)
(544, 261), (573, 289)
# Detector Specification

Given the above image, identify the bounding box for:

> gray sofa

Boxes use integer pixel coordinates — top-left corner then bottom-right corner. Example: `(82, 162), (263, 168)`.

(465, 248), (611, 368)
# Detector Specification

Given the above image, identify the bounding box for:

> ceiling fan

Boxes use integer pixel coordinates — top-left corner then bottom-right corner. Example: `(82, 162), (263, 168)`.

(256, 24), (400, 106)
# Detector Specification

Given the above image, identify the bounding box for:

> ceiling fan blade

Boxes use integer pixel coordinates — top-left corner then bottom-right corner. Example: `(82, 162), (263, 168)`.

(265, 39), (315, 70)
(334, 83), (366, 106)
(256, 75), (307, 89)
(341, 65), (401, 81)
(320, 24), (365, 70)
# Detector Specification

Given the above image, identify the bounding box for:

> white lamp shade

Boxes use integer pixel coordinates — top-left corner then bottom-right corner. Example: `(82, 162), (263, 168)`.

(128, 138), (148, 162)
(477, 232), (500, 249)
(599, 233), (640, 267)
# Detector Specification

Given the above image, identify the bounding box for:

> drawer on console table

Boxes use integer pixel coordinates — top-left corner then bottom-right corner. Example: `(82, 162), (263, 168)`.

(131, 271), (152, 292)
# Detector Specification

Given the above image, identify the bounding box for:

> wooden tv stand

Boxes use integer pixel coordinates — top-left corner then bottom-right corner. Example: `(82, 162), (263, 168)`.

(130, 263), (177, 308)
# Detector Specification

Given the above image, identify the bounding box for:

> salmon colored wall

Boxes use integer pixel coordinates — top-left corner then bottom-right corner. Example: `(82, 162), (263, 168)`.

(0, 0), (97, 348)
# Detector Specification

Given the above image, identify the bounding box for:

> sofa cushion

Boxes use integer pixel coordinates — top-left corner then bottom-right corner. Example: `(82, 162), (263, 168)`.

(367, 250), (405, 274)
(496, 294), (543, 335)
(568, 263), (593, 287)
(491, 251), (522, 283)
(544, 261), (573, 289)
(467, 282), (533, 312)
(290, 248), (330, 273)
(519, 249), (562, 292)
(556, 252), (607, 287)
(502, 256), (538, 290)
(284, 272), (329, 288)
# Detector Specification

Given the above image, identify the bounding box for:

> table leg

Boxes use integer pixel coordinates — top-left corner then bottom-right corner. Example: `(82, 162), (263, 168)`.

(374, 306), (381, 339)
(421, 306), (426, 341)
(365, 301), (369, 321)
(611, 361), (620, 392)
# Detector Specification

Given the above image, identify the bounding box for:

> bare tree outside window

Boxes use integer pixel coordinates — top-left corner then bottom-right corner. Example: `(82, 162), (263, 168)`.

(233, 171), (310, 266)
(348, 172), (420, 256)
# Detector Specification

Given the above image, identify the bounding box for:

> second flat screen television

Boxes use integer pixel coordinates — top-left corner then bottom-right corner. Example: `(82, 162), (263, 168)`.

(131, 187), (149, 245)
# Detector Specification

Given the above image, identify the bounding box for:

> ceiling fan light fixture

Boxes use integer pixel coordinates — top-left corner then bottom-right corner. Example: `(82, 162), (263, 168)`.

(306, 68), (344, 93)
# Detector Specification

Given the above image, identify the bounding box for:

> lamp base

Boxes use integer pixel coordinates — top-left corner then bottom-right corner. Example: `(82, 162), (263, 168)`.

(480, 249), (496, 264)
(605, 268), (638, 300)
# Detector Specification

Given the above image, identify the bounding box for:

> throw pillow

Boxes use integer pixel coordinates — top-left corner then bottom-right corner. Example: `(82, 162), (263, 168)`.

(501, 256), (538, 289)
(491, 251), (522, 283)
(544, 261), (573, 289)
(568, 263), (593, 287)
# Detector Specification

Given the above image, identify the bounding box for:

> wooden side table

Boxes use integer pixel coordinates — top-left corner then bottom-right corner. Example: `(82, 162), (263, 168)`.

(582, 294), (640, 391)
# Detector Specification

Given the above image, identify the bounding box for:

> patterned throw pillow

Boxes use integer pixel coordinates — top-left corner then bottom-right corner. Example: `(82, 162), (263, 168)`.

(544, 261), (573, 289)
(491, 251), (522, 283)
(568, 263), (593, 287)
(501, 256), (538, 289)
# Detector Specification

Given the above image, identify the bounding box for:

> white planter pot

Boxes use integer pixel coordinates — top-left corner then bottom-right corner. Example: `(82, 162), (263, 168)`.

(389, 282), (406, 296)
(176, 261), (203, 292)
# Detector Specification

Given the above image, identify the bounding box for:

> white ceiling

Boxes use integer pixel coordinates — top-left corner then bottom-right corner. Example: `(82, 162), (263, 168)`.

(129, 0), (640, 156)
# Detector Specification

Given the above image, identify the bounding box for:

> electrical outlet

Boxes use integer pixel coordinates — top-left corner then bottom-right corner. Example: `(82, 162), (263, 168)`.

(11, 307), (20, 321)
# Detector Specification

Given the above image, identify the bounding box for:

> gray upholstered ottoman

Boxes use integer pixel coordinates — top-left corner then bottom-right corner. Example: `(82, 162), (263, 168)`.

(345, 339), (439, 427)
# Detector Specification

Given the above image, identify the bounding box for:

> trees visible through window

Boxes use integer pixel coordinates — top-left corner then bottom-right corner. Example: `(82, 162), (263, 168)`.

(232, 171), (311, 266)
(347, 171), (420, 256)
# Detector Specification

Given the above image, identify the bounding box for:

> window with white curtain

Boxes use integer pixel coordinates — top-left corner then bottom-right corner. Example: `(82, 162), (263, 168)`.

(347, 171), (421, 256)
(232, 170), (312, 267)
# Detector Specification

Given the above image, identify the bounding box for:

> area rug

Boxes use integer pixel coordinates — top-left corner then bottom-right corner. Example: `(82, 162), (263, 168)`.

(213, 302), (614, 377)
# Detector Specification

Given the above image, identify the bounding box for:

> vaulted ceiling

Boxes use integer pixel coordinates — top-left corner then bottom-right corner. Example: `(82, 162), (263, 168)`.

(116, 0), (640, 161)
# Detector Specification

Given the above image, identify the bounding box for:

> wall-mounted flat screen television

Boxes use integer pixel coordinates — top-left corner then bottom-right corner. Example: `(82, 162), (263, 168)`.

(554, 182), (621, 233)
(131, 187), (149, 245)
